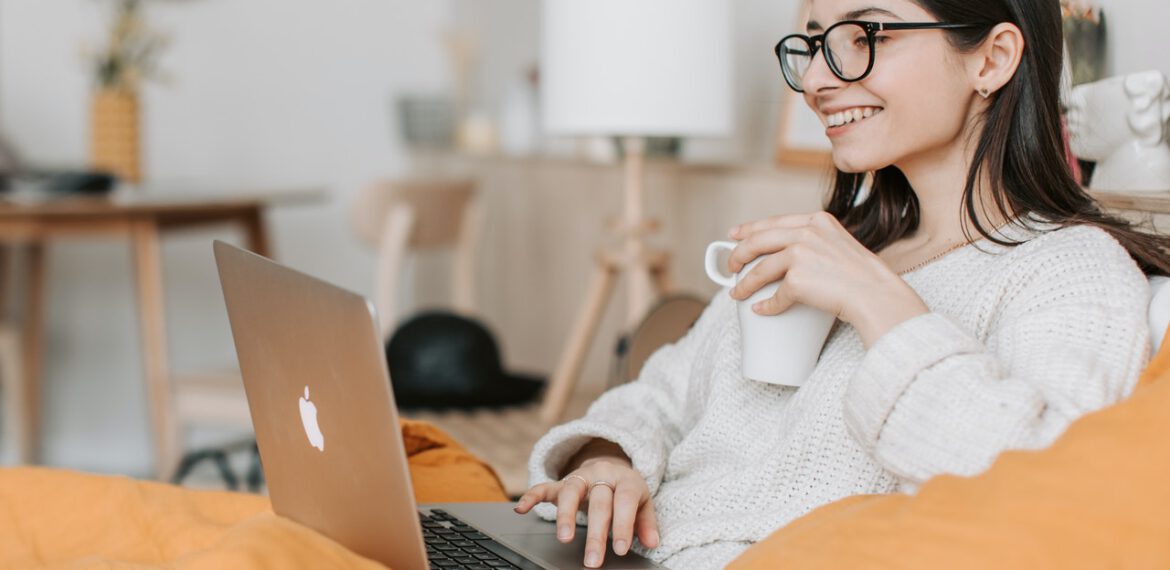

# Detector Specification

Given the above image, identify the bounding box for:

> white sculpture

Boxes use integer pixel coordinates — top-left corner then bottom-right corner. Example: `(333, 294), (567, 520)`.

(1066, 70), (1170, 192)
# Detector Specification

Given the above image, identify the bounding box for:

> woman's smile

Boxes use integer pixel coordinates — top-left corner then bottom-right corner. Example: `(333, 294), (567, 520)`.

(823, 105), (884, 137)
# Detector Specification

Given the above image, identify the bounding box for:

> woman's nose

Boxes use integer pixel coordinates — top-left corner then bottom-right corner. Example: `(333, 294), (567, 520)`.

(801, 49), (844, 94)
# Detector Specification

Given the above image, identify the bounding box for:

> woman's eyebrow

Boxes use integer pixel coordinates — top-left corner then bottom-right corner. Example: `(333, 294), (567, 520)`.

(807, 6), (904, 32)
(844, 7), (904, 21)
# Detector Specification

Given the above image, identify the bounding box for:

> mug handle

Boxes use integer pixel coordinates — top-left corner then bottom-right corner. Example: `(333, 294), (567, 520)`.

(704, 241), (737, 288)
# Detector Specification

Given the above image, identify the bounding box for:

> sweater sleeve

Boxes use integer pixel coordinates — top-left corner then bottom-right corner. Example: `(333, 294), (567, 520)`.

(527, 291), (731, 503)
(843, 229), (1151, 486)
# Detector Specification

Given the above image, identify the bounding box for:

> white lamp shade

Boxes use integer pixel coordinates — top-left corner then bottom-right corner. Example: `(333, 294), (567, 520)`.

(541, 0), (733, 137)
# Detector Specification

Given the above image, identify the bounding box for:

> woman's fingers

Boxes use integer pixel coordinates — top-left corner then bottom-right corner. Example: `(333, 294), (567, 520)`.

(731, 249), (792, 302)
(609, 482), (642, 556)
(754, 279), (800, 316)
(729, 212), (819, 239)
(727, 227), (804, 273)
(584, 483), (615, 568)
(515, 468), (657, 565)
(634, 500), (661, 549)
(556, 477), (588, 542)
(513, 482), (556, 514)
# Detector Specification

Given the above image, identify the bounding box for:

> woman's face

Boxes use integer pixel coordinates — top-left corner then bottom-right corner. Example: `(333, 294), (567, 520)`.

(802, 0), (978, 173)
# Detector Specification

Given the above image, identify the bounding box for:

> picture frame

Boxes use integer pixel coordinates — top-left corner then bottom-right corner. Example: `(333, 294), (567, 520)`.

(774, 0), (834, 168)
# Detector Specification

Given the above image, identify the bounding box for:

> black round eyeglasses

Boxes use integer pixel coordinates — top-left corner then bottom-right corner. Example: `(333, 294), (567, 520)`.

(775, 20), (983, 93)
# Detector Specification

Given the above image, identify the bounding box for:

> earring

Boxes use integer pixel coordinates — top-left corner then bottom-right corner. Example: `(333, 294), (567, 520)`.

(978, 87), (991, 98)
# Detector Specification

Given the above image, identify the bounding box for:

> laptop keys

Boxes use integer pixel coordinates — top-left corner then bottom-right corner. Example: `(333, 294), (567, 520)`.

(420, 510), (525, 569)
(476, 538), (543, 570)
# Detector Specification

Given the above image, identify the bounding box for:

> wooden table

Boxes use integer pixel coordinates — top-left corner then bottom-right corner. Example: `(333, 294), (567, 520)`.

(0, 186), (323, 479)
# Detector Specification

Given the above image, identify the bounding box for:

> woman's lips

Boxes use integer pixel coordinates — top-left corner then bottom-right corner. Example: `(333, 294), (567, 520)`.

(825, 107), (883, 137)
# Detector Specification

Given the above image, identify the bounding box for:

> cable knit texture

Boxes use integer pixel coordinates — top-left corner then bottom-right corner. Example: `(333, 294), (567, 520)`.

(528, 218), (1151, 570)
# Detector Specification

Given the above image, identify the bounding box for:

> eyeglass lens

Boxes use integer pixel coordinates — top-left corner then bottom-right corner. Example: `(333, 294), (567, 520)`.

(779, 22), (872, 91)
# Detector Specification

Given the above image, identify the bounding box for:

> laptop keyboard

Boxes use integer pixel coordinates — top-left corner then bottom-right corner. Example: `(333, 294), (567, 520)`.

(419, 509), (530, 569)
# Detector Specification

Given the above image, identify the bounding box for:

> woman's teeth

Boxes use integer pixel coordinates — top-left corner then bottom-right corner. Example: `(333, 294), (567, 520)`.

(827, 107), (882, 127)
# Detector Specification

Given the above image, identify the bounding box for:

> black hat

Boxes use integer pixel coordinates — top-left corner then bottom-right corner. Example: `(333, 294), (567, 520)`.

(385, 311), (545, 410)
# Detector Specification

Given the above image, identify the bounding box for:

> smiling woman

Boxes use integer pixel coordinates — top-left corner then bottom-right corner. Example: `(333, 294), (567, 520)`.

(518, 1), (1170, 569)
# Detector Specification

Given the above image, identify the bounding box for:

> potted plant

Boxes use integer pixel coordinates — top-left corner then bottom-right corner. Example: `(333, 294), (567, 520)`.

(87, 0), (168, 183)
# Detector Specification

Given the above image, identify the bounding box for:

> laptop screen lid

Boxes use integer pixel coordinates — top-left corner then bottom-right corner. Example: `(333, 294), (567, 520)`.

(213, 240), (428, 570)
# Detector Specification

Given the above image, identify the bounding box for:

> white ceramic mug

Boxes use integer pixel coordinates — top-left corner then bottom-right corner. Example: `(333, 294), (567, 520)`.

(704, 240), (836, 387)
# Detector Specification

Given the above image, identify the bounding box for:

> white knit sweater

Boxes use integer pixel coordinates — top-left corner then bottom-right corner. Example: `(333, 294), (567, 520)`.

(528, 219), (1151, 569)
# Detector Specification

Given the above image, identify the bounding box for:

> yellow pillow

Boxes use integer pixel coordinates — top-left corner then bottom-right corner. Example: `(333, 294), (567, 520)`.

(729, 332), (1170, 569)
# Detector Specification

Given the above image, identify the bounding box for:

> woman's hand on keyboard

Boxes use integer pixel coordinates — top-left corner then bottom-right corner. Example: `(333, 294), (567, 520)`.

(513, 457), (659, 569)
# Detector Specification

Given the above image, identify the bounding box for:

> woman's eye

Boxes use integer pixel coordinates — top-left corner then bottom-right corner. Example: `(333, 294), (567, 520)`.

(873, 35), (890, 45)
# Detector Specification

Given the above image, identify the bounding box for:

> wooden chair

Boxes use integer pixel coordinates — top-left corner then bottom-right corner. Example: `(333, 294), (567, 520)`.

(611, 293), (708, 388)
(351, 179), (482, 338)
(0, 325), (26, 464)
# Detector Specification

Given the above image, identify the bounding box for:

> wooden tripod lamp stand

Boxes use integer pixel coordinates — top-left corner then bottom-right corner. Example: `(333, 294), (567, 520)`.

(538, 0), (733, 425)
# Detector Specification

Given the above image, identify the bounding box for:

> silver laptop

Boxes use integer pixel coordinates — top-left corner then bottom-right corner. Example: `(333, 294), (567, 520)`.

(213, 241), (662, 570)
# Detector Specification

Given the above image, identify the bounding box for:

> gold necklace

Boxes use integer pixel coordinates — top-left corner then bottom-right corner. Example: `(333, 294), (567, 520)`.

(893, 220), (1015, 276)
(895, 240), (974, 276)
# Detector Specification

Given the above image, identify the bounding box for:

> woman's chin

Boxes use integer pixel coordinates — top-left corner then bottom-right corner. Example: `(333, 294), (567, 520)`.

(833, 153), (870, 173)
(830, 151), (878, 174)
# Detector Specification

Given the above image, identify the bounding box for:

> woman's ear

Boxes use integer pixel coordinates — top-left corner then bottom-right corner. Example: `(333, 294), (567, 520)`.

(969, 23), (1025, 96)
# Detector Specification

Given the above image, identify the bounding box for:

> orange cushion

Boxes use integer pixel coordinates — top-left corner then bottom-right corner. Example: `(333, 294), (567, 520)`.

(402, 419), (509, 504)
(0, 419), (506, 569)
(728, 332), (1170, 569)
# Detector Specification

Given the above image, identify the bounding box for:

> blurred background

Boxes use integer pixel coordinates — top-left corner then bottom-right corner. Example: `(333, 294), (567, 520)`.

(0, 0), (1166, 493)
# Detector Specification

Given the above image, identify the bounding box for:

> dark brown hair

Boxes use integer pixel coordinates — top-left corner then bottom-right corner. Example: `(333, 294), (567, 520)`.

(824, 0), (1170, 276)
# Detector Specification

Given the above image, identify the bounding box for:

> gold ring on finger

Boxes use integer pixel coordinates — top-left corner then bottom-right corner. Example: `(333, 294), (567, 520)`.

(589, 480), (616, 494)
(562, 474), (589, 488)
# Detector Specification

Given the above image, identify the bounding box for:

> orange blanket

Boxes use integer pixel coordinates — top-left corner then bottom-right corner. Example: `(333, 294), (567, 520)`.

(0, 420), (507, 569)
(728, 330), (1170, 569)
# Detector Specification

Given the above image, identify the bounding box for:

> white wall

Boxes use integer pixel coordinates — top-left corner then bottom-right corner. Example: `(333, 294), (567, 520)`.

(0, 0), (452, 475)
(1100, 0), (1170, 78)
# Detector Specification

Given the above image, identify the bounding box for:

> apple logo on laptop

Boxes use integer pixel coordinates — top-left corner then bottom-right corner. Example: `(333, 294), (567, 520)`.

(298, 386), (325, 452)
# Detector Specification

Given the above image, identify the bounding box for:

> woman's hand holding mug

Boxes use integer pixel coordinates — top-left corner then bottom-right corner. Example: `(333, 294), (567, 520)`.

(514, 442), (660, 569)
(726, 211), (929, 349)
